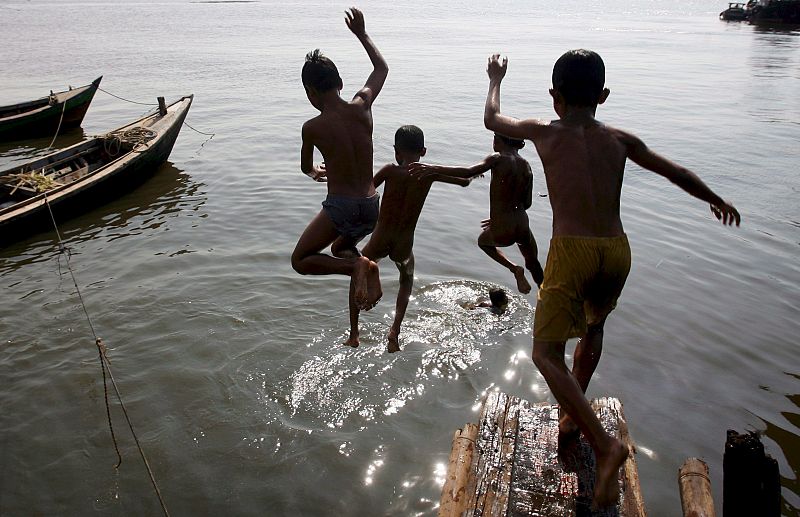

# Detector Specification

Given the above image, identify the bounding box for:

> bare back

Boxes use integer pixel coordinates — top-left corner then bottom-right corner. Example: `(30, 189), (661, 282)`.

(532, 119), (627, 237)
(363, 164), (434, 262)
(490, 153), (532, 216)
(303, 100), (376, 197)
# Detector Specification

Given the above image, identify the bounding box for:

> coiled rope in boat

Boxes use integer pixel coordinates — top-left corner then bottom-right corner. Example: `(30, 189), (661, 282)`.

(103, 127), (158, 156)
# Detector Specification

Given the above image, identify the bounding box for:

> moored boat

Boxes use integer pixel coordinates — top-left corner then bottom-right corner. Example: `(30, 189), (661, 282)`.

(720, 2), (748, 20)
(0, 95), (193, 246)
(0, 77), (102, 142)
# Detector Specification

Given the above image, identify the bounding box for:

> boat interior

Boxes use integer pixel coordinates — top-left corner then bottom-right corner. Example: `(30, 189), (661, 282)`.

(0, 137), (136, 208)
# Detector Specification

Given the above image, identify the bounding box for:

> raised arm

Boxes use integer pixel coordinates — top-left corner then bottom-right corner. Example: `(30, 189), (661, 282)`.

(625, 132), (740, 226)
(484, 54), (548, 141)
(300, 122), (326, 182)
(408, 154), (500, 180)
(346, 8), (388, 107)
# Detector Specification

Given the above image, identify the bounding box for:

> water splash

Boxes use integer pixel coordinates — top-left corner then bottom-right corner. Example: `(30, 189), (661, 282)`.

(285, 280), (533, 430)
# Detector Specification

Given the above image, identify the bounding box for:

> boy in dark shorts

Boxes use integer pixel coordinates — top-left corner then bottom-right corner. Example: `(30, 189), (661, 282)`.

(292, 7), (387, 311)
(483, 50), (740, 506)
(346, 125), (470, 352)
(409, 133), (545, 294)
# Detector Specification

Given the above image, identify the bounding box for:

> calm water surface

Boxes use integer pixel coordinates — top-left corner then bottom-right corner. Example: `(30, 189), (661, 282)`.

(1, 1), (798, 515)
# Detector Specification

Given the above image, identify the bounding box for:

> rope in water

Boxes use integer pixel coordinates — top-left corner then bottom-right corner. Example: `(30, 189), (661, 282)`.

(42, 194), (171, 517)
(98, 87), (158, 106)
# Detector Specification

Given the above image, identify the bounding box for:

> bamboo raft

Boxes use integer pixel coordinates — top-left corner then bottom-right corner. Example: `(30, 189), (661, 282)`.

(440, 391), (646, 517)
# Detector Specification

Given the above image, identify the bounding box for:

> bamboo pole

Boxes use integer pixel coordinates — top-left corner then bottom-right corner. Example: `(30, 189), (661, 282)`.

(679, 458), (715, 517)
(439, 423), (479, 517)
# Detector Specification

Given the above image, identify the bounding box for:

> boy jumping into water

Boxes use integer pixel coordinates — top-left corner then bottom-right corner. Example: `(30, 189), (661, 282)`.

(347, 125), (470, 352)
(409, 133), (545, 294)
(292, 7), (387, 311)
(483, 50), (740, 507)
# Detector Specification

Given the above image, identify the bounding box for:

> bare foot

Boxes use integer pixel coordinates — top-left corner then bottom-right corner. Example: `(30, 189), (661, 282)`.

(352, 257), (370, 310)
(344, 334), (360, 348)
(387, 328), (400, 353)
(512, 266), (531, 294)
(593, 437), (629, 508)
(364, 260), (382, 311)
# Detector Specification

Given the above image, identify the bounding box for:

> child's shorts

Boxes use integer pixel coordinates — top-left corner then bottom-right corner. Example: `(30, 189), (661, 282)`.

(533, 235), (631, 342)
(322, 193), (380, 243)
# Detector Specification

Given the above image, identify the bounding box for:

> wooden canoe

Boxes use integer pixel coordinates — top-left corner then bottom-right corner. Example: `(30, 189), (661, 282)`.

(0, 76), (102, 142)
(0, 95), (193, 246)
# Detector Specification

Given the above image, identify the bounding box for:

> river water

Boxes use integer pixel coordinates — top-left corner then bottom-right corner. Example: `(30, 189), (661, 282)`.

(0, 1), (798, 515)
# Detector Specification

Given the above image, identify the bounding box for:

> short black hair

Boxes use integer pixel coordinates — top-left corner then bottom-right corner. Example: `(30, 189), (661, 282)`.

(552, 49), (606, 107)
(395, 125), (425, 152)
(302, 49), (341, 93)
(494, 133), (525, 149)
(489, 288), (508, 308)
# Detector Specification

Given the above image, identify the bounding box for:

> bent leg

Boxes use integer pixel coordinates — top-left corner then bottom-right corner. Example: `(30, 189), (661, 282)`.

(332, 235), (361, 259)
(345, 282), (360, 348)
(517, 229), (545, 287)
(573, 318), (606, 392)
(560, 318), (606, 437)
(291, 210), (355, 276)
(532, 338), (627, 507)
(478, 229), (530, 294)
(388, 254), (414, 353)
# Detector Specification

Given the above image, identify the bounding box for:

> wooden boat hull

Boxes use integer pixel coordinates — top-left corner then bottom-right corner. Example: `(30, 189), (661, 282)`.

(0, 77), (102, 142)
(0, 95), (193, 246)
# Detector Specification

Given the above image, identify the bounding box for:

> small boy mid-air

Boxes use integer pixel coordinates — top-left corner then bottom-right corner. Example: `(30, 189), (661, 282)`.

(292, 7), (387, 311)
(409, 133), (545, 294)
(483, 49), (740, 507)
(347, 125), (470, 352)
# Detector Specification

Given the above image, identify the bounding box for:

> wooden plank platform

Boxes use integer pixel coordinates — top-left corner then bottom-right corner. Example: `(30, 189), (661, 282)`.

(440, 391), (646, 517)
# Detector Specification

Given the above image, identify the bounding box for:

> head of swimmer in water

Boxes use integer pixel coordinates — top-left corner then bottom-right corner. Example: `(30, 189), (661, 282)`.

(489, 288), (509, 310)
(394, 125), (427, 167)
(493, 133), (525, 153)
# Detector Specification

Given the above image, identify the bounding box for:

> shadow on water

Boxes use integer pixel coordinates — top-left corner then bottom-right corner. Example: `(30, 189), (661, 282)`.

(0, 162), (205, 273)
(751, 23), (800, 39)
(758, 372), (800, 514)
(259, 280), (533, 432)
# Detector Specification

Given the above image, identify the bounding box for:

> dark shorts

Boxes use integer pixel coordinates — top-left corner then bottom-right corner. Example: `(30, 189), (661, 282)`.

(321, 193), (380, 243)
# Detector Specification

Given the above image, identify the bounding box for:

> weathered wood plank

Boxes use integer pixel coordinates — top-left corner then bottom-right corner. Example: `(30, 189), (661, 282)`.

(457, 393), (645, 517)
(678, 457), (715, 517)
(439, 423), (479, 517)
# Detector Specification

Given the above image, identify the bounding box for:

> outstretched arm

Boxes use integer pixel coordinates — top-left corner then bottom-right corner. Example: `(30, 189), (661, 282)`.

(427, 173), (471, 187)
(626, 133), (740, 226)
(346, 7), (388, 107)
(484, 54), (547, 141)
(301, 122), (326, 182)
(408, 154), (499, 180)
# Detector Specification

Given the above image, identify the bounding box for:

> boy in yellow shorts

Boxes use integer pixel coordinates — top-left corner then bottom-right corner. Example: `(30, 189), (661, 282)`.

(483, 50), (740, 507)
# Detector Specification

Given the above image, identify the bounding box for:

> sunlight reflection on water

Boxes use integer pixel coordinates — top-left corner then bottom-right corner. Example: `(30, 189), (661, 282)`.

(286, 280), (532, 430)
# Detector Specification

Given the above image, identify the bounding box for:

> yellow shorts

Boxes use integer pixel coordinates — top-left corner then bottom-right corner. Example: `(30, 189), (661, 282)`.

(533, 235), (631, 342)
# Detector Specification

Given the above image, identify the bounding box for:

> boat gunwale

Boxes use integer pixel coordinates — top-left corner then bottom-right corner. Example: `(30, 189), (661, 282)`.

(0, 77), (102, 119)
(0, 95), (193, 224)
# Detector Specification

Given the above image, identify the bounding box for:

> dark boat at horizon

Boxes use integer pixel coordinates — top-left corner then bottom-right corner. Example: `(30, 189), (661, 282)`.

(720, 0), (800, 23)
(0, 77), (102, 142)
(0, 95), (193, 246)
